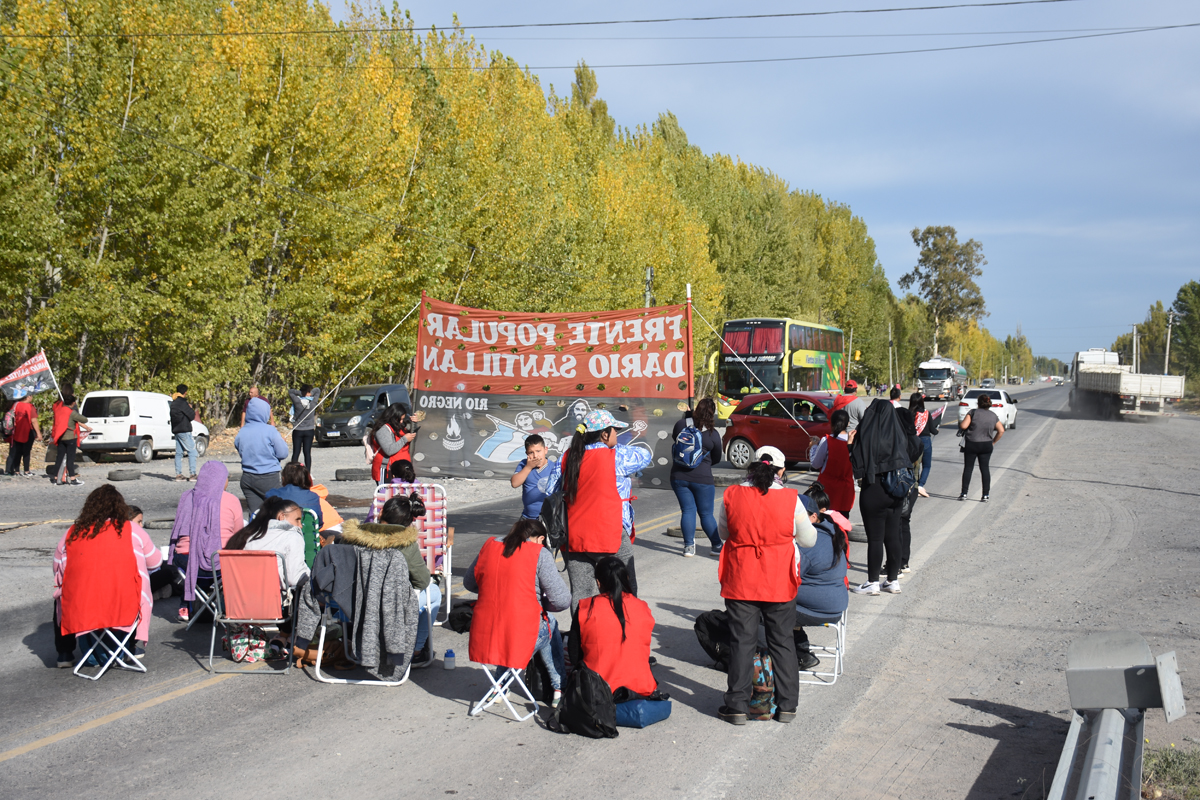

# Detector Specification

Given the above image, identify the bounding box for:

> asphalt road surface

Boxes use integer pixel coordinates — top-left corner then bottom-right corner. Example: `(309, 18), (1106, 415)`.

(2, 384), (1196, 799)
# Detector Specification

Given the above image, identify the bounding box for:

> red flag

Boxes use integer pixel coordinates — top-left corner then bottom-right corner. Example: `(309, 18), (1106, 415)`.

(0, 351), (59, 400)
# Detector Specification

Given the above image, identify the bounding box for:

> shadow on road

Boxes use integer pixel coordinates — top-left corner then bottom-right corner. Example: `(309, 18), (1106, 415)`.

(946, 697), (1069, 800)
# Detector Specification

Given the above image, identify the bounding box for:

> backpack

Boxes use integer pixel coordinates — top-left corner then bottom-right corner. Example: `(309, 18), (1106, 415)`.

(881, 466), (916, 500)
(537, 490), (569, 552)
(524, 653), (556, 704)
(553, 664), (619, 739)
(693, 609), (732, 672)
(671, 415), (705, 469)
(748, 649), (776, 721)
(1, 407), (14, 441)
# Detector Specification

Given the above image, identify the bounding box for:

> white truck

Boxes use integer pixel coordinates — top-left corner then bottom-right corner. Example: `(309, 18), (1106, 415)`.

(1068, 348), (1185, 418)
(918, 357), (969, 400)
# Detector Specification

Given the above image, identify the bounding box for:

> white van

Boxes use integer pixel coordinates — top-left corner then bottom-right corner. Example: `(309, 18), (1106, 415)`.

(79, 391), (211, 463)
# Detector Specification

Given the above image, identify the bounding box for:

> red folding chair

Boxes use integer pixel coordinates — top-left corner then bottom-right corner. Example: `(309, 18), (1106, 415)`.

(208, 550), (293, 675)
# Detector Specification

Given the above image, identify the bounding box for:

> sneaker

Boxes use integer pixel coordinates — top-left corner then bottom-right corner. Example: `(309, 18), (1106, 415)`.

(799, 651), (820, 671)
(551, 689), (563, 709)
(56, 653), (74, 669)
(709, 546), (723, 558)
(69, 478), (84, 486)
(21, 471), (35, 477)
(411, 642), (435, 669)
(901, 565), (911, 574)
(957, 493), (967, 501)
(850, 581), (880, 596)
(981, 495), (989, 503)
(917, 486), (929, 498)
(717, 706), (747, 726)
(683, 545), (696, 558)
(174, 474), (186, 482)
(177, 607), (190, 623)
(882, 580), (902, 594)
(131, 645), (146, 660)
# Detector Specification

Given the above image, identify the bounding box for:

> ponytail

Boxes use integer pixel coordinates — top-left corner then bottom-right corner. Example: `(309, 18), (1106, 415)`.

(746, 461), (777, 495)
(591, 556), (630, 641)
(562, 426), (607, 506)
(502, 518), (546, 558)
(804, 482), (847, 567)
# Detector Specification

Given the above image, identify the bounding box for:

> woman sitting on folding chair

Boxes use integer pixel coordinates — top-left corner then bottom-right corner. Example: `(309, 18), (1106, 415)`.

(465, 518), (571, 705)
(339, 495), (441, 668)
(793, 484), (848, 673)
(53, 485), (152, 670)
(168, 460), (245, 623)
(226, 497), (309, 592)
(567, 557), (658, 698)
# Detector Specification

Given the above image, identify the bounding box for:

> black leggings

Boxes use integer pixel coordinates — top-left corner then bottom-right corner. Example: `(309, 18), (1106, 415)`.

(53, 438), (77, 481)
(859, 478), (903, 584)
(961, 441), (994, 496)
(291, 430), (314, 469)
(5, 437), (34, 474)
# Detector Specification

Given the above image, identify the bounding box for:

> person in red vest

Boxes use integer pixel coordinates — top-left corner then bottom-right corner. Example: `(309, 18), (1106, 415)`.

(550, 409), (652, 608)
(368, 404), (417, 484)
(568, 556), (657, 698)
(467, 518), (571, 703)
(808, 409), (855, 518)
(714, 445), (816, 725)
(51, 393), (91, 486)
(4, 395), (42, 476)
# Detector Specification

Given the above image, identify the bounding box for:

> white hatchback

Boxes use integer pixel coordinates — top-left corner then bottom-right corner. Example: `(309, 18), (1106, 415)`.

(79, 391), (211, 463)
(957, 388), (1018, 430)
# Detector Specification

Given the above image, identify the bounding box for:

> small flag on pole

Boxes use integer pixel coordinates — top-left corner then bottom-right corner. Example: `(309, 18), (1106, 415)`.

(0, 351), (60, 400)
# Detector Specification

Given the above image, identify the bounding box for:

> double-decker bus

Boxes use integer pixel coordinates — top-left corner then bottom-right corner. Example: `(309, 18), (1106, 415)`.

(710, 318), (846, 419)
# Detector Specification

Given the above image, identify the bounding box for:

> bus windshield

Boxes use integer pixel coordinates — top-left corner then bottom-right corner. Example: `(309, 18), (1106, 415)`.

(919, 368), (952, 381)
(718, 363), (784, 399)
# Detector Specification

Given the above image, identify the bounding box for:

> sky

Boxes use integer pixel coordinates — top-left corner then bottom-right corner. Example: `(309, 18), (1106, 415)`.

(328, 0), (1199, 366)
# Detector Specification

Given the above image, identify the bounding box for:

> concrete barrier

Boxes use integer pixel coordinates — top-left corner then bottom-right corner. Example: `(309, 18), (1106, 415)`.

(335, 468), (372, 482)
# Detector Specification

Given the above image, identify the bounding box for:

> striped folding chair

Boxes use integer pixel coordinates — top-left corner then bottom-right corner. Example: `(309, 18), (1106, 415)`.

(369, 481), (452, 625)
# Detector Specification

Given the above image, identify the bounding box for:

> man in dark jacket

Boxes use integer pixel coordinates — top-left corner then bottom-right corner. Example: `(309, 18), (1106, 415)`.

(288, 384), (321, 470)
(170, 384), (198, 481)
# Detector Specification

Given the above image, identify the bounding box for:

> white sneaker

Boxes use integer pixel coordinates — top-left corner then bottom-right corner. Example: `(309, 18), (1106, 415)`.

(882, 580), (902, 594)
(917, 486), (929, 498)
(901, 565), (912, 574)
(850, 581), (880, 596)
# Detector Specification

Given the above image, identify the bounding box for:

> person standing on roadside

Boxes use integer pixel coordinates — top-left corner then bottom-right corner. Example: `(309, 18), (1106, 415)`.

(714, 446), (812, 726)
(809, 409), (855, 518)
(910, 392), (939, 498)
(369, 403), (417, 485)
(51, 394), (90, 486)
(234, 397), (288, 514)
(670, 398), (724, 558)
(848, 398), (914, 596)
(239, 385), (274, 427)
(511, 434), (554, 520)
(4, 396), (42, 476)
(958, 394), (1004, 503)
(832, 380), (858, 414)
(288, 384), (321, 470)
(170, 384), (198, 482)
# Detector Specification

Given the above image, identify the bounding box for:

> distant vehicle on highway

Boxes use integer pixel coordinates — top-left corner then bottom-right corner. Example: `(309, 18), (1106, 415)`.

(722, 391), (833, 469)
(980, 378), (996, 389)
(958, 388), (1018, 430)
(1068, 348), (1184, 417)
(918, 357), (968, 400)
(79, 390), (211, 463)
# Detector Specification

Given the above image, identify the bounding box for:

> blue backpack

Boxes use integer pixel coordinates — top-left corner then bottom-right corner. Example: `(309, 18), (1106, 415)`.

(671, 416), (705, 469)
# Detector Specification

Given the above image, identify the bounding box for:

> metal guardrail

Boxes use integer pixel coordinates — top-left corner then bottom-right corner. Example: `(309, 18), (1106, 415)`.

(1047, 631), (1186, 800)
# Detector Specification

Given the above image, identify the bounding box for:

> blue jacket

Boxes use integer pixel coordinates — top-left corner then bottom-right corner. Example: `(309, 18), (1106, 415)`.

(795, 518), (849, 619)
(234, 398), (289, 475)
(265, 483), (324, 528)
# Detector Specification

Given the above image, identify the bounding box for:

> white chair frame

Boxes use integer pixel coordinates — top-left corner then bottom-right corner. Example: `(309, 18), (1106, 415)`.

(308, 588), (431, 687)
(207, 552), (293, 675)
(468, 664), (538, 722)
(186, 569), (220, 631)
(369, 482), (452, 625)
(798, 609), (847, 686)
(73, 617), (146, 681)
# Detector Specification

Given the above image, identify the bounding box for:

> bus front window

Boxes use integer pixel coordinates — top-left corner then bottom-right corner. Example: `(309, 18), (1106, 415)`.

(718, 363), (784, 399)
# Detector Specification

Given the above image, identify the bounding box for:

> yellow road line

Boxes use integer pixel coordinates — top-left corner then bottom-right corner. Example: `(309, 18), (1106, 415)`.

(0, 670), (248, 763)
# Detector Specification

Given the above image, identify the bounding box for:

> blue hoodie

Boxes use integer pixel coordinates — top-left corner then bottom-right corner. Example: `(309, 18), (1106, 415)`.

(235, 398), (289, 474)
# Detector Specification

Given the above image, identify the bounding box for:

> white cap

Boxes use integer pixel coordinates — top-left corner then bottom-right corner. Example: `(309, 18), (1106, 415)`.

(754, 445), (786, 469)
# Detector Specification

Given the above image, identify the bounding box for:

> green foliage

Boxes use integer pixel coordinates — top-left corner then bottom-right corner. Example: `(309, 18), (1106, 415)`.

(1171, 281), (1200, 387)
(900, 226), (987, 358)
(1143, 743), (1200, 800)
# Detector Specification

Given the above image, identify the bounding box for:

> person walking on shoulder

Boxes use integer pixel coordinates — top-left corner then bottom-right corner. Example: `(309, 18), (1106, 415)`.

(910, 392), (939, 498)
(959, 394), (1004, 502)
(170, 385), (198, 481)
(715, 445), (814, 725)
(234, 397), (288, 514)
(669, 398), (724, 558)
(4, 396), (42, 476)
(288, 384), (321, 470)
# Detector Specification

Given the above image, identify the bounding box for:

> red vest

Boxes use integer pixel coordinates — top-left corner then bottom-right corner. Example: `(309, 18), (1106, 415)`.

(818, 435), (855, 514)
(468, 538), (543, 669)
(371, 425), (412, 483)
(832, 393), (856, 413)
(577, 594), (657, 697)
(565, 447), (624, 554)
(718, 485), (802, 603)
(60, 521), (141, 634)
(51, 402), (80, 444)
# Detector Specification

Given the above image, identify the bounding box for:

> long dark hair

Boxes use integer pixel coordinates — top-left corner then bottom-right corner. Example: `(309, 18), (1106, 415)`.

(69, 484), (130, 541)
(908, 392), (925, 412)
(379, 493), (425, 527)
(591, 556), (631, 641)
(227, 497), (300, 550)
(692, 398), (716, 431)
(502, 518), (546, 558)
(830, 408), (849, 437)
(804, 482), (847, 566)
(746, 460), (778, 495)
(562, 427), (608, 506)
(389, 459), (416, 483)
(370, 402), (408, 439)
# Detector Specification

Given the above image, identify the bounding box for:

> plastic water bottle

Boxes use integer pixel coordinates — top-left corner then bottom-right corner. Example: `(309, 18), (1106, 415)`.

(443, 649), (456, 670)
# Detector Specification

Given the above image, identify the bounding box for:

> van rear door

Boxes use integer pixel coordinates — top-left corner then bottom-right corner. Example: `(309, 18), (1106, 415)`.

(80, 395), (133, 446)
(142, 394), (174, 450)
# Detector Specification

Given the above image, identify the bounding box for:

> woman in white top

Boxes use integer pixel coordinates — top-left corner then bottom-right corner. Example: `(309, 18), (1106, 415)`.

(225, 496), (309, 590)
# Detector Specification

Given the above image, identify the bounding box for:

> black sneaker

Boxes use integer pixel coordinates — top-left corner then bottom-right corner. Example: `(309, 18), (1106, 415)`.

(717, 706), (747, 726)
(56, 653), (74, 669)
(799, 651), (820, 671)
(411, 642), (435, 669)
(981, 495), (989, 503)
(957, 493), (967, 501)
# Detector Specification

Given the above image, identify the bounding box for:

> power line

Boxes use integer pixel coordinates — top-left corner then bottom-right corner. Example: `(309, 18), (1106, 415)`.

(0, 0), (1086, 40)
(479, 26), (1150, 41)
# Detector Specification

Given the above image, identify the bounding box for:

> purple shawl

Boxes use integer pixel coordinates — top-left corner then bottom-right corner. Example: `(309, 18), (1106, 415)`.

(170, 460), (229, 601)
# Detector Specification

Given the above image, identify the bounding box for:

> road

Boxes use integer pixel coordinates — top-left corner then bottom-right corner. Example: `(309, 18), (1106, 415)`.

(1, 384), (1196, 799)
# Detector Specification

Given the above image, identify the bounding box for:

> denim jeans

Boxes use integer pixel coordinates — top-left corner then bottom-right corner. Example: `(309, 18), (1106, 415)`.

(918, 436), (933, 487)
(415, 583), (442, 652)
(670, 478), (720, 548)
(535, 614), (565, 690)
(174, 431), (197, 476)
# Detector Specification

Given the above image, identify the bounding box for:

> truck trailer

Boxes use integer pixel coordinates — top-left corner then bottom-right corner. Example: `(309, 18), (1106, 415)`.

(1068, 348), (1185, 418)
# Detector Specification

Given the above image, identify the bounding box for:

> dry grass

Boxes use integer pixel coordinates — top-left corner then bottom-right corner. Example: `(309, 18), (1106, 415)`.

(1143, 744), (1200, 799)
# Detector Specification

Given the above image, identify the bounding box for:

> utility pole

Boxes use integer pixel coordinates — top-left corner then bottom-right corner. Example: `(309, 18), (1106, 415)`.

(846, 327), (853, 384)
(887, 321), (893, 387)
(644, 266), (655, 308)
(1164, 311), (1174, 375)
(1132, 325), (1139, 373)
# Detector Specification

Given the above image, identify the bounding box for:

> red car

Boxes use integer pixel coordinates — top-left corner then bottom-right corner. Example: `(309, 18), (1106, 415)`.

(722, 392), (835, 469)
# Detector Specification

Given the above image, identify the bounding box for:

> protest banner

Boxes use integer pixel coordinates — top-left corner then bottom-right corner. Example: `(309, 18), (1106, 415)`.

(0, 351), (61, 400)
(410, 294), (695, 487)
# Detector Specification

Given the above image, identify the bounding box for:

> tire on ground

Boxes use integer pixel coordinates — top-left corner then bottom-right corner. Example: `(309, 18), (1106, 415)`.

(108, 469), (142, 482)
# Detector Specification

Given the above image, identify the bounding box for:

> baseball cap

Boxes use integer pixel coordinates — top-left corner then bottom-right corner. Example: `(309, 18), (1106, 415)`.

(844, 380), (858, 391)
(798, 494), (819, 515)
(582, 409), (629, 432)
(755, 445), (786, 469)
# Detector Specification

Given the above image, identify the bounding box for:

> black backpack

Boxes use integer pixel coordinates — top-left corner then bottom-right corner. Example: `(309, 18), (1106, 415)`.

(694, 609), (733, 672)
(523, 653), (556, 704)
(537, 490), (569, 552)
(552, 665), (618, 739)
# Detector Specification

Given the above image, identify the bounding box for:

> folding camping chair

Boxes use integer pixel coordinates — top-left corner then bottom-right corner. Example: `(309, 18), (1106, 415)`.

(797, 609), (847, 686)
(208, 550), (293, 675)
(73, 616), (147, 681)
(369, 481), (453, 625)
(468, 664), (538, 721)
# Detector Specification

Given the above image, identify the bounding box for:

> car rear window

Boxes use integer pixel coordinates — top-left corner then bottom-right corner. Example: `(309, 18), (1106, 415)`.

(82, 396), (130, 417)
(964, 390), (1002, 400)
